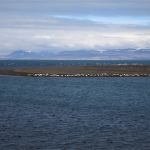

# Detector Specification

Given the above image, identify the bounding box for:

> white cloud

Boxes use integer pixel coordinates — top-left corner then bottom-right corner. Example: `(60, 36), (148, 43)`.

(0, 0), (150, 54)
(33, 35), (52, 39)
(0, 23), (150, 54)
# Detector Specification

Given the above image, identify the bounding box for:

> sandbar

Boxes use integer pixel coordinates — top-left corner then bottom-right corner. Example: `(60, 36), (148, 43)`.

(0, 65), (150, 77)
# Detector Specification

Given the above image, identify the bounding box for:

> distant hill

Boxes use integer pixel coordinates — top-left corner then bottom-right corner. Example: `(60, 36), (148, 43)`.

(0, 48), (150, 60)
(0, 50), (55, 59)
(7, 50), (41, 59)
(56, 48), (150, 60)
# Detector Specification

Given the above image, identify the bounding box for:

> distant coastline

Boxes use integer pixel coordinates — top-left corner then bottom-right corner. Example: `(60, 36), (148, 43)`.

(0, 65), (150, 77)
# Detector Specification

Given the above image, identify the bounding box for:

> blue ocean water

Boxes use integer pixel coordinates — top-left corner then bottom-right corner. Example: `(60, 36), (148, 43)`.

(1, 60), (150, 70)
(0, 60), (150, 150)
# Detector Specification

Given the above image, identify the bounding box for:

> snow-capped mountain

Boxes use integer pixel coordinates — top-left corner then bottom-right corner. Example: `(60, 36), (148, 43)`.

(1, 50), (55, 59)
(0, 48), (150, 60)
(7, 50), (40, 58)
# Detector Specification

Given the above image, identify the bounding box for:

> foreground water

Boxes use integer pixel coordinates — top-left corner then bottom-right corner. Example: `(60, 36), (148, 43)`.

(0, 60), (150, 149)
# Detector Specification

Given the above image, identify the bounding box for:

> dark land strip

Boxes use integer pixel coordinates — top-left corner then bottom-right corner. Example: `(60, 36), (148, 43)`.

(0, 65), (150, 77)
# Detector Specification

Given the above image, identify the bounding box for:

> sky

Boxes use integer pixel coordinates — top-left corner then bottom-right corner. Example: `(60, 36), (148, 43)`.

(0, 0), (150, 54)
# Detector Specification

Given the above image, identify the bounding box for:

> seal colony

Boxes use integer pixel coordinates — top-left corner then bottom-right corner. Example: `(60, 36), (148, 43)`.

(0, 65), (150, 77)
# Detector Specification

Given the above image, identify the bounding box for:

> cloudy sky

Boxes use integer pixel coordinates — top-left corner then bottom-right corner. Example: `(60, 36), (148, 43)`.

(0, 0), (150, 54)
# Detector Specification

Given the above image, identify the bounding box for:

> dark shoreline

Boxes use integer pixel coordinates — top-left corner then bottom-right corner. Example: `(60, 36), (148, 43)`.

(0, 65), (150, 77)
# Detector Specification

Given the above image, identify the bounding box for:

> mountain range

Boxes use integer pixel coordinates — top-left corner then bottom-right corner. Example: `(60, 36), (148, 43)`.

(0, 48), (150, 60)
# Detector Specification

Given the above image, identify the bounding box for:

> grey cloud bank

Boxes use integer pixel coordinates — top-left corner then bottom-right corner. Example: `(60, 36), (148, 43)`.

(0, 0), (150, 55)
(1, 0), (150, 16)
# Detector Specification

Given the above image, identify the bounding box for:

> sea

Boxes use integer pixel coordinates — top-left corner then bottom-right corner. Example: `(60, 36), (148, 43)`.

(0, 60), (150, 150)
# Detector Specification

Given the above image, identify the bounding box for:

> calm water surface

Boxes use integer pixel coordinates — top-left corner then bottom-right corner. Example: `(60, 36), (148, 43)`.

(0, 60), (150, 149)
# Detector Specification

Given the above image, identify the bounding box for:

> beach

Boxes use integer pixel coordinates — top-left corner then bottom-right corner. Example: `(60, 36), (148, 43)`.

(0, 65), (150, 77)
